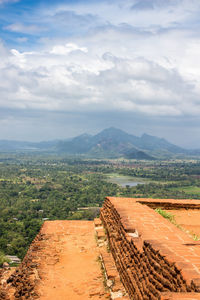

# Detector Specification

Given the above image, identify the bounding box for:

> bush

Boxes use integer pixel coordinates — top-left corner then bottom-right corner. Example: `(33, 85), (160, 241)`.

(0, 251), (10, 266)
(155, 208), (174, 222)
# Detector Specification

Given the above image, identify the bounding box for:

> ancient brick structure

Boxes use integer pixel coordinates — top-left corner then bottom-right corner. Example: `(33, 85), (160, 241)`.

(101, 197), (200, 299)
(1, 197), (200, 299)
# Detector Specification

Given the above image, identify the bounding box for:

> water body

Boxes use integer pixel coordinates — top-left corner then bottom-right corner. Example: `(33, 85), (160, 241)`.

(106, 174), (146, 187)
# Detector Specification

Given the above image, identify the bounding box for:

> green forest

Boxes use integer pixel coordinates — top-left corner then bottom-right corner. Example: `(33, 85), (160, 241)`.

(0, 154), (200, 261)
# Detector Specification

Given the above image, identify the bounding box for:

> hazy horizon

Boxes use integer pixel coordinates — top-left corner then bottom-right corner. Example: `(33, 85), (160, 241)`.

(0, 125), (198, 150)
(0, 0), (200, 148)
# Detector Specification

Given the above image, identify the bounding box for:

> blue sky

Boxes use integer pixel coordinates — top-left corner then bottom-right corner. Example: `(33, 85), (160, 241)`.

(0, 0), (200, 147)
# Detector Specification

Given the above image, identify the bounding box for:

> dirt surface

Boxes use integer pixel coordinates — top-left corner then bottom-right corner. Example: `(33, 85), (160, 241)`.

(36, 220), (107, 300)
(167, 209), (200, 237)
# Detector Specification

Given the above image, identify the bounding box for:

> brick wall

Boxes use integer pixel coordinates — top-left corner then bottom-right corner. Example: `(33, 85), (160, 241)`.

(101, 197), (200, 299)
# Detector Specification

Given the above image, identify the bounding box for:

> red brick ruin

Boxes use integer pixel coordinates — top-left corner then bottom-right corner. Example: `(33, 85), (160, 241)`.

(1, 197), (200, 299)
(101, 197), (200, 299)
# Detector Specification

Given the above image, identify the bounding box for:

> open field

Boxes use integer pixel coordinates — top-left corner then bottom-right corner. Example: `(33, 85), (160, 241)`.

(170, 186), (200, 197)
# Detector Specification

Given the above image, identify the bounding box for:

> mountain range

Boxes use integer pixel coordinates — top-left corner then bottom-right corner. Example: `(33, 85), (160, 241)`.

(0, 127), (199, 159)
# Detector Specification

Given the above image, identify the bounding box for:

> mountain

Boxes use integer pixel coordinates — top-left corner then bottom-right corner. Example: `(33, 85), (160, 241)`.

(0, 127), (198, 159)
(58, 134), (92, 154)
(56, 127), (147, 158)
(139, 133), (185, 153)
(55, 127), (187, 159)
(123, 149), (156, 160)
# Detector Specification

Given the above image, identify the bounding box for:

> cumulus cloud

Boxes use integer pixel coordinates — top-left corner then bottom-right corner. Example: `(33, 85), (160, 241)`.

(50, 43), (88, 55)
(0, 37), (199, 118)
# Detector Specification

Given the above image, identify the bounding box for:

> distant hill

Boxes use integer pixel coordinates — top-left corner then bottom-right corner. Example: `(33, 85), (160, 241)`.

(56, 127), (188, 159)
(0, 140), (59, 152)
(57, 128), (153, 159)
(0, 127), (198, 159)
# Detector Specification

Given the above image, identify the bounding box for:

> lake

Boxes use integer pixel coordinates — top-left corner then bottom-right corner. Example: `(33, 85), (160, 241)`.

(106, 174), (146, 187)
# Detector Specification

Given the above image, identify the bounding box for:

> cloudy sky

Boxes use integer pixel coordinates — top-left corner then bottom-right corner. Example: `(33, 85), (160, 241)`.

(0, 0), (200, 148)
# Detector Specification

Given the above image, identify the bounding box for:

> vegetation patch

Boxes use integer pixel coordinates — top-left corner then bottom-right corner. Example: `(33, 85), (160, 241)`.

(193, 234), (200, 241)
(170, 186), (200, 197)
(0, 251), (10, 266)
(155, 208), (175, 222)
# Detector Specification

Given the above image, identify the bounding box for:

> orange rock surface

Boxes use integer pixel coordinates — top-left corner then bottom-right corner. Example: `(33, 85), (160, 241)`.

(167, 209), (200, 237)
(36, 220), (107, 300)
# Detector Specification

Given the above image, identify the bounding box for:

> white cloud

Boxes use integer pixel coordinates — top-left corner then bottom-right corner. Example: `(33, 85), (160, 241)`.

(1, 0), (200, 119)
(0, 37), (199, 118)
(4, 23), (46, 34)
(50, 43), (88, 55)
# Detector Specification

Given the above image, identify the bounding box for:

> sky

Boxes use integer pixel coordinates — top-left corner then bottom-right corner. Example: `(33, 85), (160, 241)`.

(0, 0), (200, 148)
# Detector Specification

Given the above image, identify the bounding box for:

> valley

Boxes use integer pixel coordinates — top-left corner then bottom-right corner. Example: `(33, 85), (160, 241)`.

(0, 154), (200, 265)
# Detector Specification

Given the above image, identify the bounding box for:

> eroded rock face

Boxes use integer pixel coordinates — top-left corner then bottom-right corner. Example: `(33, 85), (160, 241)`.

(0, 270), (11, 300)
(0, 231), (46, 300)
